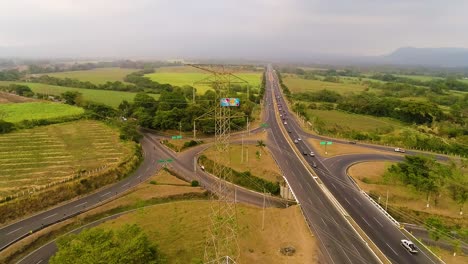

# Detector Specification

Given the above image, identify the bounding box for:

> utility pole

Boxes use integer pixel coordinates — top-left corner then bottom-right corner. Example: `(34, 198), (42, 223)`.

(193, 87), (196, 104)
(193, 121), (196, 139)
(194, 156), (197, 172)
(246, 147), (249, 163)
(241, 133), (244, 163)
(385, 190), (389, 211)
(179, 121), (182, 137)
(247, 117), (250, 136)
(262, 189), (266, 231)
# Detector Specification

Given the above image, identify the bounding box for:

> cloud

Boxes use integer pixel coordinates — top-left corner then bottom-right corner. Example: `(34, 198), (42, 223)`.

(0, 0), (466, 58)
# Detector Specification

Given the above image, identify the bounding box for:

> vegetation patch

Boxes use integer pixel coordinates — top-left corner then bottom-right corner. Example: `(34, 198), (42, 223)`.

(0, 120), (134, 200)
(0, 91), (37, 103)
(0, 81), (159, 108)
(283, 74), (368, 94)
(0, 102), (83, 123)
(47, 67), (137, 84)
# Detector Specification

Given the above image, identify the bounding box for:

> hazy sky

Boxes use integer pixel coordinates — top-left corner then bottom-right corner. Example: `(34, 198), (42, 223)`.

(1, 0), (467, 59)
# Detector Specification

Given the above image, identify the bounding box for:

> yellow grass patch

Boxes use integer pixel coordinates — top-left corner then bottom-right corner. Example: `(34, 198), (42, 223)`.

(307, 138), (391, 157)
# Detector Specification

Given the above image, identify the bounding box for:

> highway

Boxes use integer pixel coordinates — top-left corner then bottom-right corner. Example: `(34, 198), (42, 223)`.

(266, 66), (441, 263)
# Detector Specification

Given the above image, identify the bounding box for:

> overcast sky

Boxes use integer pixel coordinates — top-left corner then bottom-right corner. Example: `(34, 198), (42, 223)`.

(0, 0), (467, 59)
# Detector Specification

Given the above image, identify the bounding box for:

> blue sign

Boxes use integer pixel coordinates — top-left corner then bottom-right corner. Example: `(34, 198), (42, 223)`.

(220, 98), (240, 107)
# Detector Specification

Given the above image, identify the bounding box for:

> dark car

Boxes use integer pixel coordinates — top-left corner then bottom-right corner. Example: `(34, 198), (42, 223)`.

(303, 151), (308, 156)
(349, 141), (357, 144)
(312, 162), (317, 168)
(288, 130), (292, 133)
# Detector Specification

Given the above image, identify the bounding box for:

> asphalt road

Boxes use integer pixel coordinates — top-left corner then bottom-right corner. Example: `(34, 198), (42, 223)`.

(267, 66), (442, 264)
(264, 67), (381, 264)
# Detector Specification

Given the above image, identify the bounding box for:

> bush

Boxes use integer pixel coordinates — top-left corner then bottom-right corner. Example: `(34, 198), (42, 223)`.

(191, 180), (200, 187)
(150, 180), (157, 185)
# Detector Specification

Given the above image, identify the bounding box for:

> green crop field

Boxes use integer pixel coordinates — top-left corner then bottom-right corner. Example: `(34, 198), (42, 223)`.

(394, 74), (442, 81)
(0, 81), (159, 108)
(46, 67), (137, 84)
(283, 75), (368, 94)
(0, 102), (84, 123)
(145, 66), (262, 94)
(308, 109), (403, 132)
(0, 120), (135, 200)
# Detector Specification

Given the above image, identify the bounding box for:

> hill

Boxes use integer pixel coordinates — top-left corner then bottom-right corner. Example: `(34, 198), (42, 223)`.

(383, 47), (468, 67)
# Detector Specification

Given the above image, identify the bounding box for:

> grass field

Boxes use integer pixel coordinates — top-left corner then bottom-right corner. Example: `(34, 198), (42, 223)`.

(0, 120), (134, 200)
(0, 81), (159, 108)
(145, 66), (262, 95)
(46, 67), (137, 84)
(307, 109), (403, 132)
(394, 74), (442, 82)
(348, 162), (465, 219)
(0, 102), (84, 123)
(99, 201), (317, 264)
(202, 143), (282, 183)
(283, 75), (368, 94)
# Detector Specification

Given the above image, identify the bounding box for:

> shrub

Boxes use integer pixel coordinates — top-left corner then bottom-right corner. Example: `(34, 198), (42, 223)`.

(191, 180), (200, 187)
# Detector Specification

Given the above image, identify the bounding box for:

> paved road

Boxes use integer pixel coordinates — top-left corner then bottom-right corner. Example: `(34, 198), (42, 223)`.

(264, 66), (381, 264)
(267, 66), (441, 264)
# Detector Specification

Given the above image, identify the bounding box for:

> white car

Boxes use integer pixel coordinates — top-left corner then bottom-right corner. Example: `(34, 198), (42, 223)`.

(394, 148), (406, 153)
(298, 138), (302, 141)
(284, 121), (287, 125)
(310, 152), (315, 157)
(294, 140), (298, 144)
(401, 239), (418, 253)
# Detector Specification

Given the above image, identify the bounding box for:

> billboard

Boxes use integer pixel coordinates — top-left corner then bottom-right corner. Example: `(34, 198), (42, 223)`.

(220, 98), (240, 107)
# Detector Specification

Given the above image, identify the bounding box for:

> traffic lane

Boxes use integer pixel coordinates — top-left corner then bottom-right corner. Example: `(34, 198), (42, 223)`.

(323, 155), (441, 263)
(0, 136), (161, 252)
(267, 121), (379, 263)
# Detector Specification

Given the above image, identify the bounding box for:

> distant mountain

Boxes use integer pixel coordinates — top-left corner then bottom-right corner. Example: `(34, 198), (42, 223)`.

(383, 47), (468, 67)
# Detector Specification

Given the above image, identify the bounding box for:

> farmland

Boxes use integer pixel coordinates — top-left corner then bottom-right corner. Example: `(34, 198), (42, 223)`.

(46, 67), (137, 84)
(283, 74), (368, 94)
(0, 91), (36, 104)
(145, 66), (262, 94)
(0, 102), (84, 123)
(0, 81), (159, 108)
(0, 120), (135, 200)
(307, 109), (403, 133)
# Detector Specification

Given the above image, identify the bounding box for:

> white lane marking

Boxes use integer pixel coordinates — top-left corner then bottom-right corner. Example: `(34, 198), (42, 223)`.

(341, 248), (353, 264)
(361, 216), (371, 227)
(6, 227), (22, 235)
(100, 192), (111, 197)
(36, 260), (43, 264)
(122, 182), (130, 188)
(42, 213), (57, 220)
(353, 197), (362, 206)
(331, 183), (337, 189)
(321, 217), (327, 227)
(344, 198), (351, 205)
(386, 243), (399, 256)
(74, 202), (87, 208)
(373, 217), (384, 227)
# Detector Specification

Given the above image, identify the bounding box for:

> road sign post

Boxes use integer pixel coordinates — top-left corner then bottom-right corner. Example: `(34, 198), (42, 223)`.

(320, 141), (332, 154)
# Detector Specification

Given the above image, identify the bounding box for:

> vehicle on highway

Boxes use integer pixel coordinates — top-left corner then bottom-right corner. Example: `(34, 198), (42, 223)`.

(284, 121), (287, 125)
(294, 139), (298, 143)
(394, 148), (406, 153)
(401, 239), (418, 253)
(349, 141), (357, 144)
(201, 165), (205, 171)
(303, 151), (308, 156)
(298, 138), (302, 141)
(312, 162), (317, 168)
(310, 151), (315, 157)
(288, 130), (292, 133)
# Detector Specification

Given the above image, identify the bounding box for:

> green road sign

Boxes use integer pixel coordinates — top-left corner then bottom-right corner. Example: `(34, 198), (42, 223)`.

(158, 158), (174, 163)
(320, 141), (326, 145)
(260, 123), (269, 128)
(166, 158), (173, 162)
(171, 135), (183, 140)
(157, 159), (166, 163)
(327, 141), (333, 145)
(177, 135), (182, 139)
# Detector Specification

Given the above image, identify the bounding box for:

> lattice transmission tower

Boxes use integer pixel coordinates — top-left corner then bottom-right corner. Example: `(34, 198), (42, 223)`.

(190, 64), (248, 264)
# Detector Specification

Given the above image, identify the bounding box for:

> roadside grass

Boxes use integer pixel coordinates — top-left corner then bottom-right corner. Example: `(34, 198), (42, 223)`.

(283, 74), (368, 94)
(0, 120), (134, 200)
(306, 139), (390, 157)
(100, 201), (317, 264)
(145, 66), (262, 95)
(0, 92), (37, 104)
(427, 245), (467, 264)
(307, 109), (403, 132)
(0, 81), (159, 108)
(46, 67), (137, 84)
(0, 102), (84, 123)
(202, 143), (282, 183)
(348, 162), (465, 220)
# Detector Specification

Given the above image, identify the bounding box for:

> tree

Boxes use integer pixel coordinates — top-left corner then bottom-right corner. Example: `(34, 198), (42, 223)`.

(425, 217), (448, 241)
(50, 224), (161, 264)
(0, 120), (15, 134)
(256, 140), (266, 148)
(61, 91), (82, 105)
